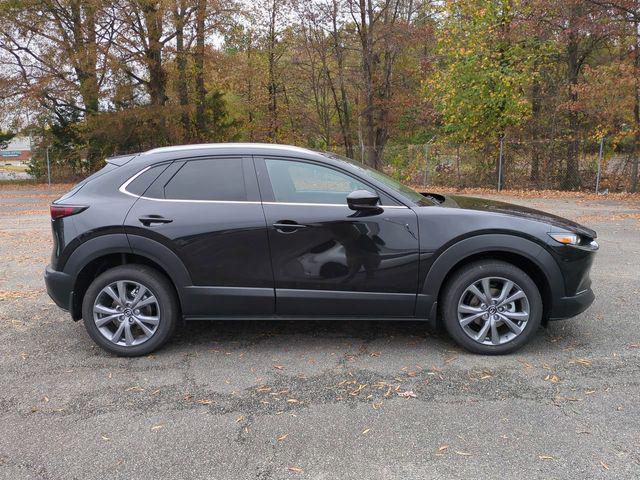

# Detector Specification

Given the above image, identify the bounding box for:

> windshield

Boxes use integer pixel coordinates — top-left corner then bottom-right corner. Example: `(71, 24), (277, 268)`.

(322, 152), (436, 206)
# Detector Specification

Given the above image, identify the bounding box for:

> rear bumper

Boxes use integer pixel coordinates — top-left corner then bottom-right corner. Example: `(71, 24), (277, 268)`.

(548, 287), (595, 321)
(44, 264), (73, 311)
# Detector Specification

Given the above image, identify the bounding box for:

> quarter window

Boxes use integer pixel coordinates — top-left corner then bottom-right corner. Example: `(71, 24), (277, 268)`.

(126, 164), (169, 196)
(265, 159), (370, 205)
(164, 158), (246, 201)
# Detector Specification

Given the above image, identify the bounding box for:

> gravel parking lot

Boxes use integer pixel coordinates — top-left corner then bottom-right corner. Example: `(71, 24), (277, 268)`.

(0, 185), (639, 480)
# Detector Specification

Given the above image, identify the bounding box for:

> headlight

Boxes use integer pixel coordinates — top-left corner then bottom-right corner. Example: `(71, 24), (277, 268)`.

(548, 232), (580, 245)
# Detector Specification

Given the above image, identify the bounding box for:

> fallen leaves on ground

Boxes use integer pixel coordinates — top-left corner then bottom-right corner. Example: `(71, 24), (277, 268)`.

(517, 359), (534, 369)
(397, 390), (417, 398)
(413, 186), (640, 203)
(544, 374), (561, 383)
(569, 358), (592, 366)
(0, 289), (41, 300)
(350, 384), (367, 395)
(288, 466), (304, 474)
(576, 212), (640, 224)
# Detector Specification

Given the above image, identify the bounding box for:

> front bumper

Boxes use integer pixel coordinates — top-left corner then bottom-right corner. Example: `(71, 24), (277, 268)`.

(44, 264), (73, 311)
(548, 287), (595, 321)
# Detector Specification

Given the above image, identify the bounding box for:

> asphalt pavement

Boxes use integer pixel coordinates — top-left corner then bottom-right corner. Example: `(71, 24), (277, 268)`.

(0, 186), (638, 479)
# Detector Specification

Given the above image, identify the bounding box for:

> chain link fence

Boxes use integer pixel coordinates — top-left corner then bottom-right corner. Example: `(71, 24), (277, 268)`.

(12, 138), (640, 193)
(381, 139), (640, 193)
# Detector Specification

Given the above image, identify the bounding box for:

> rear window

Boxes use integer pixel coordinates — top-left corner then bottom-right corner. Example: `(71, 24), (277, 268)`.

(164, 158), (246, 201)
(56, 163), (119, 202)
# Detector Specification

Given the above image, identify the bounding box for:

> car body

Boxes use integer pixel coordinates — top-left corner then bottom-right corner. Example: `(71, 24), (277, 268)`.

(44, 143), (598, 355)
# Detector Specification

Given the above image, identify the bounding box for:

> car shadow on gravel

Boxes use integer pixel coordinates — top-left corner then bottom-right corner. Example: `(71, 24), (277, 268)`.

(159, 317), (585, 357)
(171, 319), (448, 346)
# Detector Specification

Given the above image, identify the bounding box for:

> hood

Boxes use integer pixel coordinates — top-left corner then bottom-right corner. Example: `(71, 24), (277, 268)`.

(443, 194), (597, 239)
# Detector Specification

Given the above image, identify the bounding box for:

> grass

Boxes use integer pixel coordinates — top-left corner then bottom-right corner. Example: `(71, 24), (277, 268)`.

(0, 163), (28, 172)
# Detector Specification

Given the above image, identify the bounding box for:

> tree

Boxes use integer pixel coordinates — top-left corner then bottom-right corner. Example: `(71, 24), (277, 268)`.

(0, 130), (14, 150)
(430, 1), (537, 143)
(534, 0), (611, 189)
(348, 0), (418, 168)
(172, 0), (195, 141)
(588, 0), (640, 191)
(0, 0), (112, 167)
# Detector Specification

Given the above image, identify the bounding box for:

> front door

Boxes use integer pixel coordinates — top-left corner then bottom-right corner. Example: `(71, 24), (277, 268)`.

(255, 157), (420, 317)
(124, 156), (274, 316)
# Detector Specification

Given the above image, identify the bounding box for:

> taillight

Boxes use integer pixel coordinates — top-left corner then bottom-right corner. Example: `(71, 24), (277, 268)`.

(50, 204), (88, 220)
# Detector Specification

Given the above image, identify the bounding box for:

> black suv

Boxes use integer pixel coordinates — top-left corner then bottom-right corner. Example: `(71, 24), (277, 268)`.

(45, 143), (598, 356)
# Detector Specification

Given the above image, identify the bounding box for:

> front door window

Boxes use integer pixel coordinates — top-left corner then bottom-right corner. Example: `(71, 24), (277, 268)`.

(265, 159), (370, 205)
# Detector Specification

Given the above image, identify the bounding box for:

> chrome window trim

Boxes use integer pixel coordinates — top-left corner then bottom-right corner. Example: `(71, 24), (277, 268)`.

(119, 165), (261, 205)
(119, 165), (152, 198)
(262, 201), (407, 209)
(120, 166), (409, 209)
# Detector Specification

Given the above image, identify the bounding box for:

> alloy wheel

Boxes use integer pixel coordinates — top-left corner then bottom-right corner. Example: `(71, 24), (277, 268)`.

(92, 280), (161, 346)
(457, 276), (530, 346)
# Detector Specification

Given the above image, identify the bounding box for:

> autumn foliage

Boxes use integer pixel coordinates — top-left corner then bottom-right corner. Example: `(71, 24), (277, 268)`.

(0, 0), (638, 191)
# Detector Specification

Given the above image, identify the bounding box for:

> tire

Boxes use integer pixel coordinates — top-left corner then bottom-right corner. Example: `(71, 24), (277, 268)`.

(82, 264), (178, 356)
(441, 260), (542, 355)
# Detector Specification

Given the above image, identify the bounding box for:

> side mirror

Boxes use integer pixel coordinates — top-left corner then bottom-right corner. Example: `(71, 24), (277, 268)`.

(347, 190), (380, 211)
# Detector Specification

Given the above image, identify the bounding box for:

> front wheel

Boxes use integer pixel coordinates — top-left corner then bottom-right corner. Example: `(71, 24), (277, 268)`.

(82, 265), (178, 356)
(441, 260), (542, 354)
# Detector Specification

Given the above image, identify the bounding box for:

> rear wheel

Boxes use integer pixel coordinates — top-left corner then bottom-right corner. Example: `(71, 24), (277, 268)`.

(441, 260), (542, 354)
(82, 265), (178, 356)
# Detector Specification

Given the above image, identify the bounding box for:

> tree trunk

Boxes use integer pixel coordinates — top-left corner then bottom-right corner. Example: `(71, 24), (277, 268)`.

(354, 0), (401, 169)
(360, 0), (377, 168)
(564, 15), (581, 190)
(529, 78), (541, 184)
(143, 3), (167, 107)
(194, 0), (206, 139)
(72, 1), (100, 167)
(173, 1), (190, 142)
(631, 18), (640, 192)
(329, 2), (354, 158)
(73, 2), (99, 115)
(246, 30), (255, 141)
(267, 0), (278, 142)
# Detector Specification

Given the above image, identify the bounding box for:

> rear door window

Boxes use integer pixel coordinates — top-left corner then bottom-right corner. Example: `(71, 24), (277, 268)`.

(163, 158), (247, 201)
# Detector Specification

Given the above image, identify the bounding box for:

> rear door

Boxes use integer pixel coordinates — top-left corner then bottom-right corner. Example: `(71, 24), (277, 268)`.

(124, 156), (274, 316)
(255, 156), (420, 317)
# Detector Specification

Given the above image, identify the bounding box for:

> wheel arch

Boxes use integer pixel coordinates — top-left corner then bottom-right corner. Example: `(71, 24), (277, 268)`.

(423, 234), (564, 325)
(64, 234), (191, 320)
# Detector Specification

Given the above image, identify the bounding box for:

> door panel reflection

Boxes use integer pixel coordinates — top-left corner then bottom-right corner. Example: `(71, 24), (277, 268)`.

(264, 205), (419, 295)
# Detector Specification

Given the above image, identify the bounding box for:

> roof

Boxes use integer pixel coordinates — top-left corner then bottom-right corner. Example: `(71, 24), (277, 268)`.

(143, 143), (317, 156)
(4, 136), (32, 151)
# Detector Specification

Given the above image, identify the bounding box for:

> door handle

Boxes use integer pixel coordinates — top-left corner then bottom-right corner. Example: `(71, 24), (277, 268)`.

(273, 221), (307, 233)
(139, 215), (173, 226)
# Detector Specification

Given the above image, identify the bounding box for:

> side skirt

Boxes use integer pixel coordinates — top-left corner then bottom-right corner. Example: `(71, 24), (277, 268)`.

(183, 315), (426, 321)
